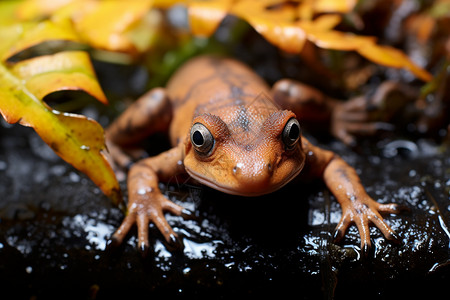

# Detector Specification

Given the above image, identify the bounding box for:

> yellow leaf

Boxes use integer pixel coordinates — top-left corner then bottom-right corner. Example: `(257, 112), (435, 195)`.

(311, 14), (342, 31)
(248, 17), (307, 53)
(0, 20), (121, 204)
(357, 43), (433, 82)
(188, 0), (233, 37)
(301, 22), (375, 51)
(72, 0), (154, 53)
(0, 59), (120, 204)
(232, 0), (297, 23)
(183, 0), (431, 81)
(16, 0), (76, 20)
(232, 0), (306, 53)
(126, 9), (163, 53)
(10, 51), (107, 104)
(297, 1), (313, 21)
(0, 1), (22, 25)
(154, 0), (185, 9)
(0, 24), (26, 57)
(1, 20), (80, 62)
(313, 0), (357, 13)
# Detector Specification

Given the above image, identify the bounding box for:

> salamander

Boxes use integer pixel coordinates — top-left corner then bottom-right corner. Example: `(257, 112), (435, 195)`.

(105, 56), (403, 255)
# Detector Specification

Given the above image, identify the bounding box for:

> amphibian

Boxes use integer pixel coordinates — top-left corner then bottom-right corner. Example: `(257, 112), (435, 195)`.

(106, 56), (403, 255)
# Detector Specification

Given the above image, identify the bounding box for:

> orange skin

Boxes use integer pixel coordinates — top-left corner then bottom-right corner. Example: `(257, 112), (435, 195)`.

(106, 56), (403, 256)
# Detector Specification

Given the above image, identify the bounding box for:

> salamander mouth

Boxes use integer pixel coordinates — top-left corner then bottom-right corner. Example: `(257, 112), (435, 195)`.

(185, 164), (303, 197)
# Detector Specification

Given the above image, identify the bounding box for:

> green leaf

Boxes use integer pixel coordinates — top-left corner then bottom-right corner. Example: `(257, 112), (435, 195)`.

(1, 20), (80, 62)
(0, 20), (121, 205)
(11, 51), (107, 103)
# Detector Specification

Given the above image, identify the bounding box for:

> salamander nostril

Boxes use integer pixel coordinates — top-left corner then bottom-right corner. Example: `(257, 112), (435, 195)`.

(232, 161), (274, 179)
(233, 163), (243, 175)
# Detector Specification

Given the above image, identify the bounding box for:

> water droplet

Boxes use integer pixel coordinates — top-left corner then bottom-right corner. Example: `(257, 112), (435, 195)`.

(69, 172), (80, 182)
(137, 187), (153, 195)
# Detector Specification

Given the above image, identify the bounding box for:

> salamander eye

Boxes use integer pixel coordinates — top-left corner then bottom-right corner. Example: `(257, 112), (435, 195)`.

(190, 123), (215, 155)
(282, 118), (301, 150)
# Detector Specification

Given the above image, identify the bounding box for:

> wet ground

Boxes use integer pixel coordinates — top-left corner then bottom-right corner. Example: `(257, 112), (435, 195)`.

(1, 119), (449, 299)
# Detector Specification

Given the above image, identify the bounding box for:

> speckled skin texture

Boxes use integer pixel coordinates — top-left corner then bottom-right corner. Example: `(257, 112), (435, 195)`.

(105, 56), (403, 255)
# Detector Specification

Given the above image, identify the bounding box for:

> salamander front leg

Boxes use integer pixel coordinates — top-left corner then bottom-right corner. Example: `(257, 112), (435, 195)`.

(111, 146), (193, 256)
(323, 155), (405, 255)
(105, 87), (172, 177)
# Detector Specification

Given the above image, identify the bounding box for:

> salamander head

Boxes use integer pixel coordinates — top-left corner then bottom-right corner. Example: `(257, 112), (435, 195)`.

(183, 108), (305, 196)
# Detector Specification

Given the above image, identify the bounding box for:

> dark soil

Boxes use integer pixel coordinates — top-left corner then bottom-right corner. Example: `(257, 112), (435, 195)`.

(1, 120), (449, 299)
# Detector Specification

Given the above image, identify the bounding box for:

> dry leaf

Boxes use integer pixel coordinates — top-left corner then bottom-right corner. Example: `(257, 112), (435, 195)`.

(187, 0), (432, 81)
(188, 0), (234, 37)
(357, 43), (432, 81)
(71, 0), (154, 53)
